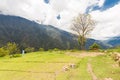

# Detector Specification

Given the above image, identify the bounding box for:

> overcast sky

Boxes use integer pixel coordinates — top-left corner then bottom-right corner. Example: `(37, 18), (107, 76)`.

(0, 0), (120, 40)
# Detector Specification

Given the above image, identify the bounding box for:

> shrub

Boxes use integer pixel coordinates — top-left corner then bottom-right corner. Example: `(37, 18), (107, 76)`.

(25, 47), (35, 53)
(48, 49), (52, 52)
(39, 48), (44, 51)
(53, 48), (59, 51)
(0, 48), (8, 57)
(12, 54), (22, 58)
(89, 43), (101, 50)
(4, 42), (20, 55)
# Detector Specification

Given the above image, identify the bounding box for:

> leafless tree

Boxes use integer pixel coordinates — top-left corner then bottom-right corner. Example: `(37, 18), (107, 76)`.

(71, 14), (95, 50)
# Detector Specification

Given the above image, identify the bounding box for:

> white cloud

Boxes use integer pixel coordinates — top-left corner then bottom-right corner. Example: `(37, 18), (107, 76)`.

(98, 0), (105, 7)
(0, 0), (103, 26)
(90, 3), (120, 40)
(2, 0), (120, 40)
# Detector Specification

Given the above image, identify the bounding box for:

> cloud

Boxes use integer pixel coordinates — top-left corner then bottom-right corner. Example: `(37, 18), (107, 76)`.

(90, 2), (120, 40)
(1, 0), (119, 40)
(0, 0), (104, 25)
(98, 0), (105, 7)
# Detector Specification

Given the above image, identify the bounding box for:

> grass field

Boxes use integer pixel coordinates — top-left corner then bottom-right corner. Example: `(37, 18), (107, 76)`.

(0, 51), (120, 80)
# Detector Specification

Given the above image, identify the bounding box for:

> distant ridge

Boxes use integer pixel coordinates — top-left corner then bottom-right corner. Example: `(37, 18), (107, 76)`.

(0, 14), (79, 50)
(0, 14), (111, 50)
(105, 36), (120, 47)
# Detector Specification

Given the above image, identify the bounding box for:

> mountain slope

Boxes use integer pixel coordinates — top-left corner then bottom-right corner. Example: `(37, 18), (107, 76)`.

(0, 14), (78, 50)
(0, 14), (110, 50)
(105, 36), (120, 47)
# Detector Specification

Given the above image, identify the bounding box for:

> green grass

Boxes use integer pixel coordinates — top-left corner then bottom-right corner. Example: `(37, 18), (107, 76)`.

(90, 55), (120, 80)
(0, 51), (120, 80)
(0, 51), (80, 80)
(106, 48), (120, 53)
(56, 58), (92, 80)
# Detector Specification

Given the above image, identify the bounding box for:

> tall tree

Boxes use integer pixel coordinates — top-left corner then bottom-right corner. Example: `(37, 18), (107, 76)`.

(71, 14), (95, 50)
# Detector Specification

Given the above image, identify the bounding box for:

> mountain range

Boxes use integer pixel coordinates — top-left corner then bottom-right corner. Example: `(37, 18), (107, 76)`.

(104, 36), (120, 47)
(0, 14), (79, 50)
(0, 14), (118, 50)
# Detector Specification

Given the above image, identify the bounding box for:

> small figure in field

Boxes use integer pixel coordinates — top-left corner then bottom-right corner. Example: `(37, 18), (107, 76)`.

(22, 50), (25, 56)
(69, 63), (76, 69)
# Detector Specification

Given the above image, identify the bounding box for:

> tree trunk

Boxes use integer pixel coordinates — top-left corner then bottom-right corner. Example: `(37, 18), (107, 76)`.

(78, 36), (86, 50)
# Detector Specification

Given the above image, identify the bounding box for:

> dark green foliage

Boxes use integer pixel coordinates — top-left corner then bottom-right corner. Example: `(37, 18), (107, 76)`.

(4, 42), (20, 55)
(0, 15), (110, 50)
(53, 48), (59, 51)
(39, 48), (44, 51)
(0, 48), (8, 57)
(10, 54), (22, 58)
(0, 42), (20, 57)
(0, 15), (79, 50)
(25, 47), (35, 53)
(89, 43), (101, 50)
(48, 49), (53, 53)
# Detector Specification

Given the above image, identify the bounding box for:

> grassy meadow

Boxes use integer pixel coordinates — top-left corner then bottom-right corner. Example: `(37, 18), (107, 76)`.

(0, 50), (120, 80)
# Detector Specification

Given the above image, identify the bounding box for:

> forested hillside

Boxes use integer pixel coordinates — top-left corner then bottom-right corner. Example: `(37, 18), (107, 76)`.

(0, 14), (79, 50)
(0, 14), (110, 50)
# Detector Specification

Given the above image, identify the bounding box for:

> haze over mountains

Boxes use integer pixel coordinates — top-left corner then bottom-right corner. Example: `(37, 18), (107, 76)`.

(0, 14), (119, 50)
(105, 36), (120, 47)
(0, 14), (78, 50)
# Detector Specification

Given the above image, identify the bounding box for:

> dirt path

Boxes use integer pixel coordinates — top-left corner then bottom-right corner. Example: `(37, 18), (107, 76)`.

(66, 51), (105, 80)
(87, 62), (113, 80)
(66, 51), (104, 58)
(87, 62), (98, 80)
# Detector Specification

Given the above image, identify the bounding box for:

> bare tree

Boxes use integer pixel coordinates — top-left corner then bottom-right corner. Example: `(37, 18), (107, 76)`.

(71, 14), (95, 50)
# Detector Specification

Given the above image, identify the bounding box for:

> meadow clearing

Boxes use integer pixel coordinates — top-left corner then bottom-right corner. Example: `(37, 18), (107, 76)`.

(0, 50), (120, 80)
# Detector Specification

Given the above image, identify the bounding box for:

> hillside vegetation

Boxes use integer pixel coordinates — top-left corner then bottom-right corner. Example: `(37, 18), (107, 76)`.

(0, 15), (78, 50)
(0, 50), (120, 80)
(0, 15), (110, 51)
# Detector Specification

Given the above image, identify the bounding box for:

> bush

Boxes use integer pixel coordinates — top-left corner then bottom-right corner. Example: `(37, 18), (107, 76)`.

(0, 42), (20, 57)
(48, 49), (53, 52)
(12, 54), (22, 58)
(89, 43), (101, 50)
(25, 47), (35, 53)
(39, 48), (44, 51)
(4, 42), (20, 55)
(0, 48), (8, 57)
(53, 48), (59, 51)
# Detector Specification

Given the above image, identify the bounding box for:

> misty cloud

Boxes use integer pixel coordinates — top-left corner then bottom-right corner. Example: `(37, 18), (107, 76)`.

(0, 0), (119, 40)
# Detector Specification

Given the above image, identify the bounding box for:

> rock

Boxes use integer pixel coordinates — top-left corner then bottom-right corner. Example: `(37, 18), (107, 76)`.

(104, 78), (113, 80)
(63, 66), (69, 71)
(113, 52), (120, 61)
(69, 63), (76, 69)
